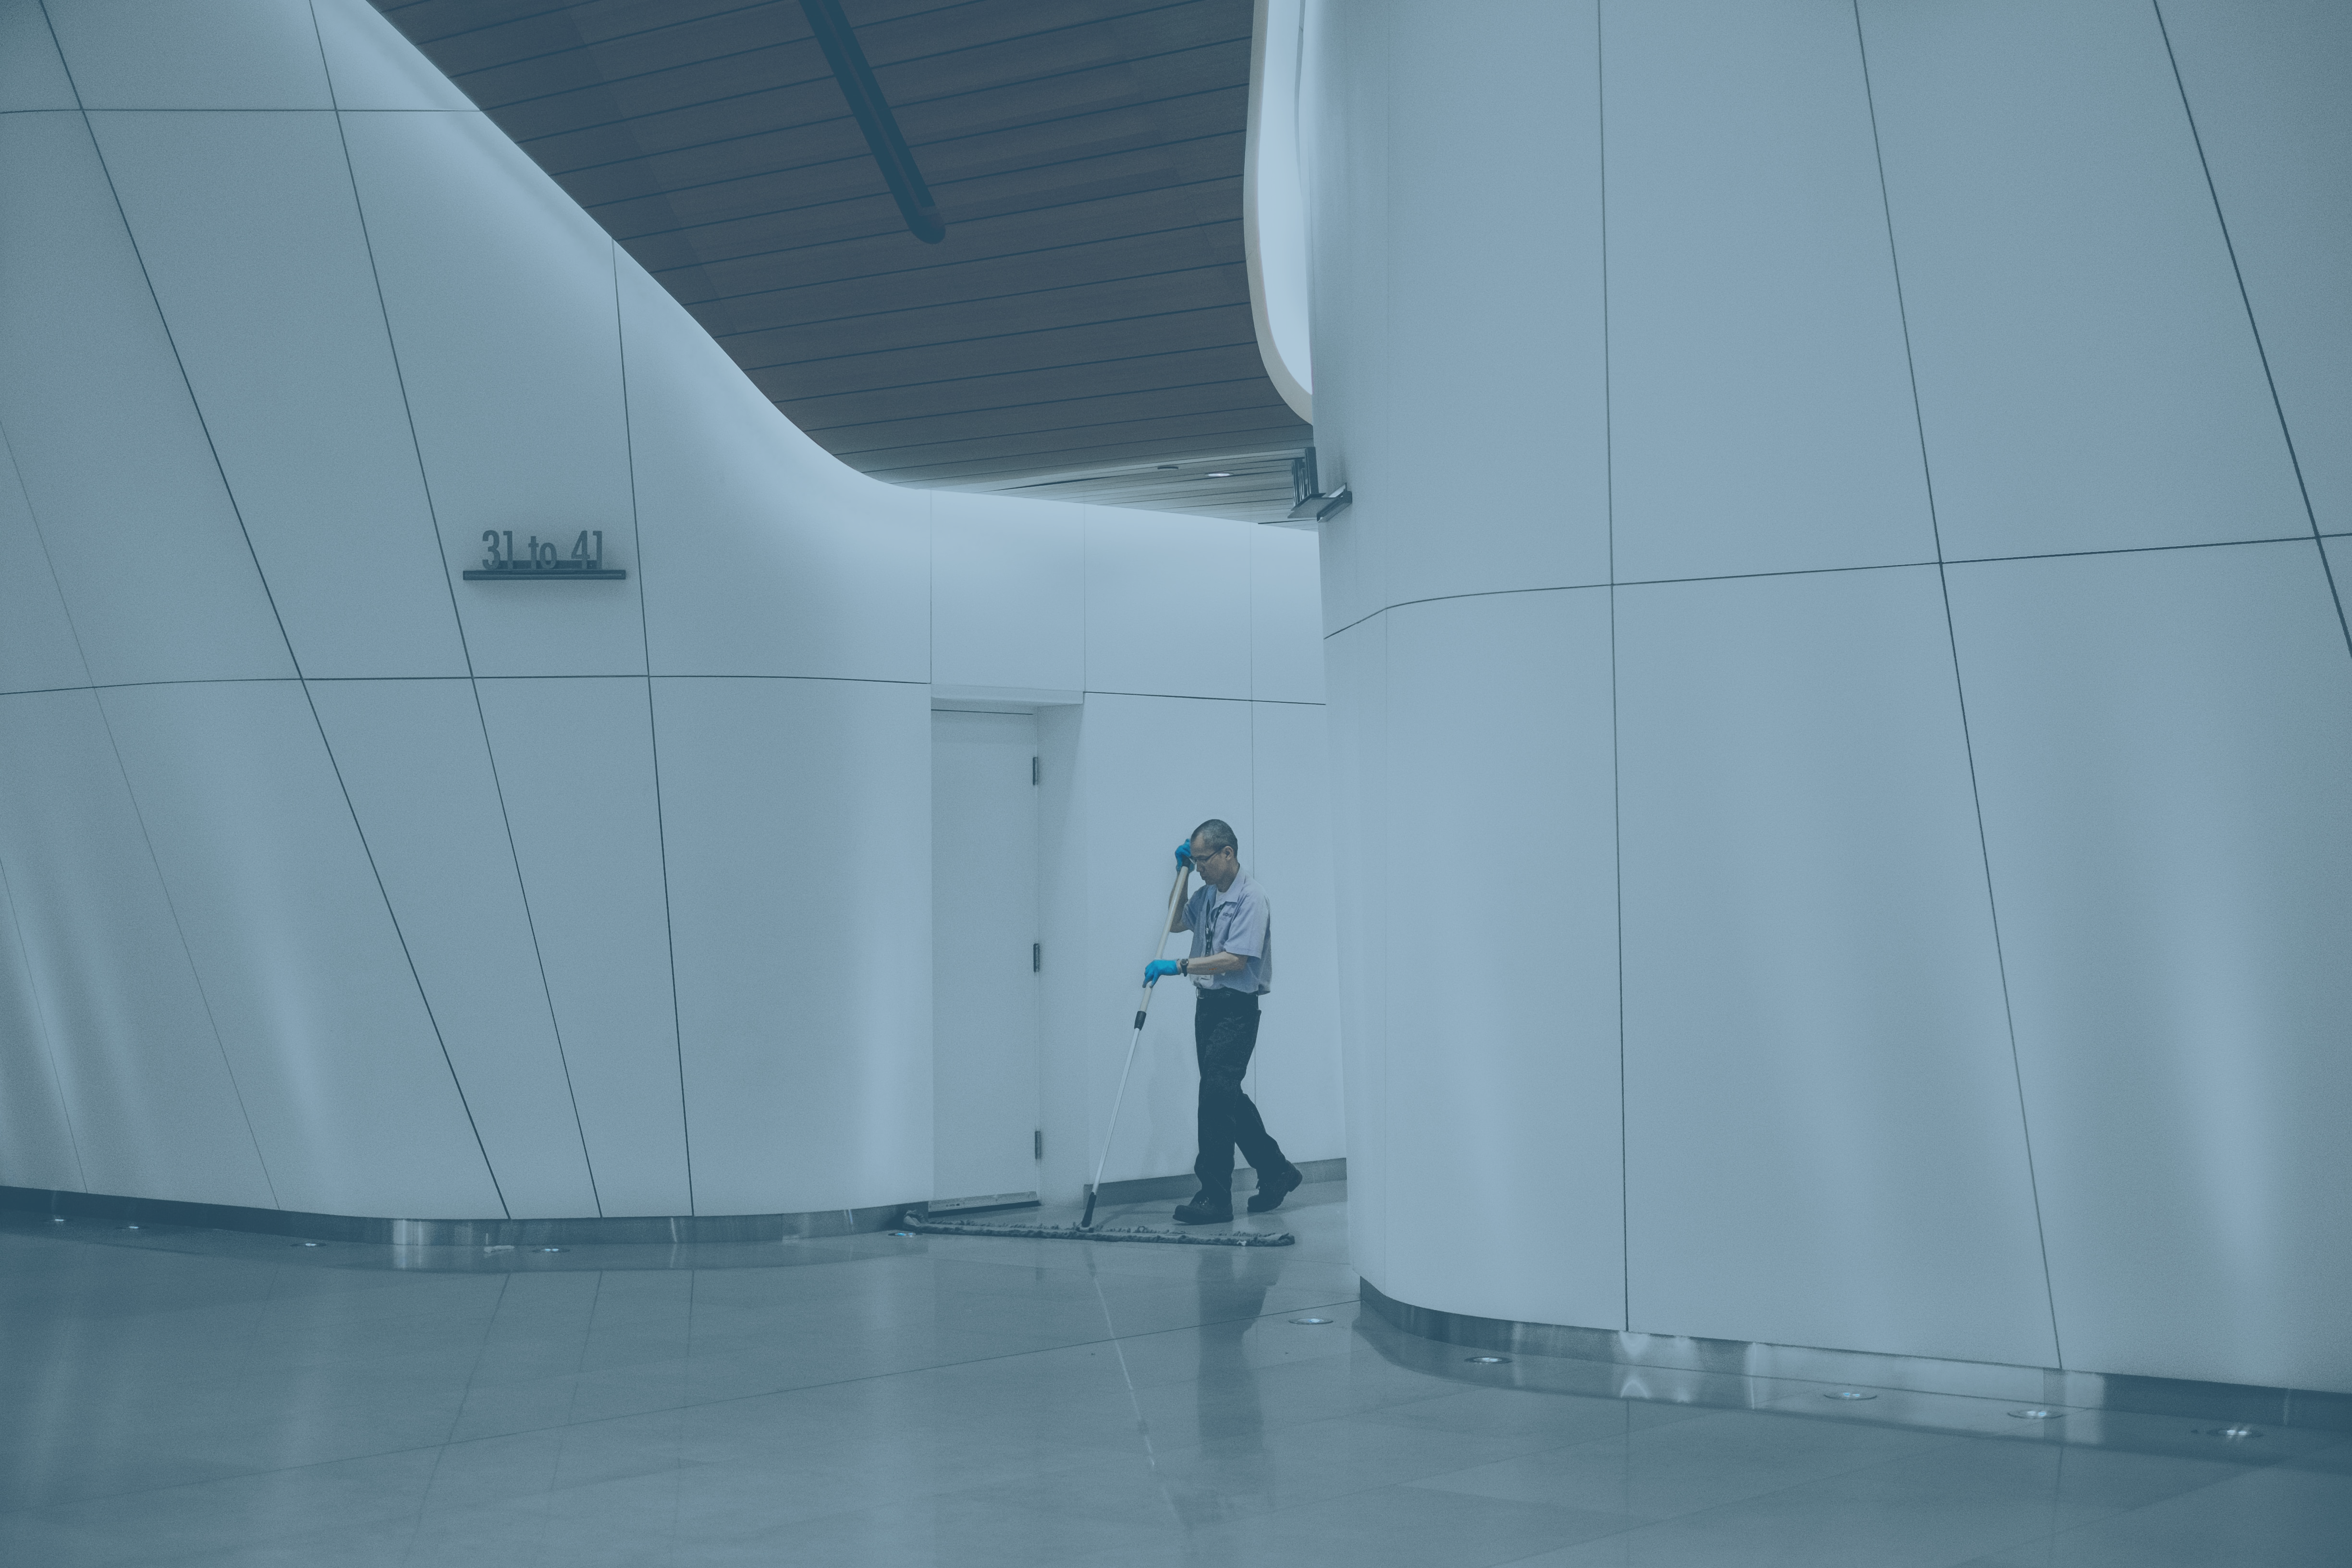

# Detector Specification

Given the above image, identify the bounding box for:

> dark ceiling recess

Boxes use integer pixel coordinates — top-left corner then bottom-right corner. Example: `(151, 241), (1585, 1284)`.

(369, 0), (1313, 522)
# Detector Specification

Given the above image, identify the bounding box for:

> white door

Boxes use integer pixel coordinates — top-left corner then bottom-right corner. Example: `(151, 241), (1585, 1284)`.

(931, 709), (1042, 1206)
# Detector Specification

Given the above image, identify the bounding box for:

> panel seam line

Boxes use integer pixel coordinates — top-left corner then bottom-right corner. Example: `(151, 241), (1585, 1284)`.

(1596, 0), (1630, 1335)
(614, 245), (699, 1215)
(1853, 0), (2061, 1364)
(316, 0), (602, 1215)
(60, 13), (505, 1216)
(2150, 0), (2350, 663)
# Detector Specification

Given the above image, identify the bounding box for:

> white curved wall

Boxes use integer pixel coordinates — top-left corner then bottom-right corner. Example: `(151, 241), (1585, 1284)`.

(1308, 0), (2352, 1391)
(0, 0), (1340, 1221)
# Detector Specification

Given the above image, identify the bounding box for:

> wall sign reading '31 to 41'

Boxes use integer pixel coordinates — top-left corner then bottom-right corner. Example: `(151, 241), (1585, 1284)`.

(462, 529), (627, 580)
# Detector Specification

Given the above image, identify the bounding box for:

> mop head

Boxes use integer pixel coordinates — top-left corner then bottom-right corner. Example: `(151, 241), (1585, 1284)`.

(904, 1213), (1294, 1247)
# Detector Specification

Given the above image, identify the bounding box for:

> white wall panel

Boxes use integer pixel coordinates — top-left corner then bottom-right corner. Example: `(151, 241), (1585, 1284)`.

(45, 0), (331, 110)
(476, 677), (690, 1217)
(1604, 0), (1936, 582)
(0, 434), (88, 696)
(1321, 615), (1388, 1283)
(0, 113), (293, 687)
(0, 0), (75, 110)
(1068, 694), (1255, 1188)
(340, 112), (646, 678)
(1250, 525), (1323, 703)
(1860, 0), (2304, 559)
(98, 681), (503, 1217)
(1949, 543), (2352, 1391)
(931, 709), (1041, 1202)
(306, 680), (599, 1217)
(1084, 508), (1250, 699)
(1380, 0), (1608, 602)
(1244, 700), (1342, 1164)
(92, 111), (467, 680)
(312, 0), (474, 112)
(0, 856), (85, 1192)
(1379, 589), (1621, 1330)
(653, 677), (931, 1214)
(1618, 567), (2056, 1365)
(623, 265), (928, 683)
(0, 690), (274, 1207)
(931, 492), (1083, 694)
(2162, 0), (2352, 538)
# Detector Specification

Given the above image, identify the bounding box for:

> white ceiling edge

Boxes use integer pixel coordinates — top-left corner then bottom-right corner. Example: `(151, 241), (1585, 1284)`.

(1244, 0), (1313, 425)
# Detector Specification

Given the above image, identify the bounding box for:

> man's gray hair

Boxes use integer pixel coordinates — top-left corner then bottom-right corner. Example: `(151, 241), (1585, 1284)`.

(1190, 819), (1238, 858)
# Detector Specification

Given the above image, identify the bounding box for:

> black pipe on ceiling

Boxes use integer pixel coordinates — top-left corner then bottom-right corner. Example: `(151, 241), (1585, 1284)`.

(798, 0), (945, 244)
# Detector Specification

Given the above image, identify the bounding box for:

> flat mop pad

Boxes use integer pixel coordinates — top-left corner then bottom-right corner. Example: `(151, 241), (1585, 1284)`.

(903, 1213), (1293, 1247)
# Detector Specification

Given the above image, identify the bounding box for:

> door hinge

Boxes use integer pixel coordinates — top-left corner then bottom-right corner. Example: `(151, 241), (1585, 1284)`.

(1031, 755), (1040, 785)
(1033, 1129), (1043, 1160)
(1031, 942), (1041, 972)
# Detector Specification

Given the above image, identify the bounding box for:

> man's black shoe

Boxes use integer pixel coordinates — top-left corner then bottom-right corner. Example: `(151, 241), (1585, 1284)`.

(1247, 1164), (1303, 1213)
(1172, 1196), (1233, 1225)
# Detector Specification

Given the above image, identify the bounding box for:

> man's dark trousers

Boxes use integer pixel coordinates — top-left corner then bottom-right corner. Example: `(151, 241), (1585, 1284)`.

(1192, 987), (1291, 1205)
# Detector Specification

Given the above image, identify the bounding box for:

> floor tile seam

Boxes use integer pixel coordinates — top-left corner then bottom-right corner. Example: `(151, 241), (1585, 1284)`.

(1393, 1430), (1987, 1535)
(1611, 1432), (2232, 1544)
(2006, 1454), (2316, 1550)
(909, 1275), (1360, 1314)
(1171, 1478), (1652, 1560)
(970, 1459), (1507, 1549)
(0, 1296), (1374, 1516)
(1365, 1414), (1668, 1479)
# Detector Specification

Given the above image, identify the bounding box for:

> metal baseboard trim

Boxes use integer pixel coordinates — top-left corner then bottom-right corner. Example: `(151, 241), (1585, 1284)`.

(1357, 1278), (2352, 1433)
(1, 1184), (921, 1246)
(1093, 1156), (1344, 1208)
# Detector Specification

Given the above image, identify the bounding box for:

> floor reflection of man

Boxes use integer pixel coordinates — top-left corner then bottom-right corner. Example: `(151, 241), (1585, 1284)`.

(1193, 1243), (1274, 1453)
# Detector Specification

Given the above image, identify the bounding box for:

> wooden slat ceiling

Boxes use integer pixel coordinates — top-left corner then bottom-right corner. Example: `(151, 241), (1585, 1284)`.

(371, 0), (1313, 521)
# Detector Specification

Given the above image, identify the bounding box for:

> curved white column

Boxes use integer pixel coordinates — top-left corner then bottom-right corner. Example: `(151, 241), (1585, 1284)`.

(1305, 0), (2352, 1392)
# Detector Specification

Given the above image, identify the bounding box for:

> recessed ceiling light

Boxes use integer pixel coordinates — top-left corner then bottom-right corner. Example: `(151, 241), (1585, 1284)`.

(2198, 1426), (2262, 1440)
(2009, 1409), (2060, 1420)
(1156, 464), (1179, 470)
(1206, 471), (1232, 478)
(1825, 1390), (1876, 1400)
(1465, 1355), (1510, 1364)
(539, 1247), (564, 1253)
(1289, 1317), (1333, 1325)
(292, 1241), (324, 1248)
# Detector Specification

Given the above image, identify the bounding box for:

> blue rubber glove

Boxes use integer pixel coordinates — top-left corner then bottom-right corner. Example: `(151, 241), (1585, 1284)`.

(1175, 839), (1194, 868)
(1144, 959), (1182, 984)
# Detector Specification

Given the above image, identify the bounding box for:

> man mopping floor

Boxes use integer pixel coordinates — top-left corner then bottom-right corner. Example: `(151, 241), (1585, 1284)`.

(1146, 820), (1304, 1225)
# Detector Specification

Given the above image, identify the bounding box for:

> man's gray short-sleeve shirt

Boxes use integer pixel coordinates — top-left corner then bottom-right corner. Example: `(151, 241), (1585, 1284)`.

(1182, 870), (1272, 994)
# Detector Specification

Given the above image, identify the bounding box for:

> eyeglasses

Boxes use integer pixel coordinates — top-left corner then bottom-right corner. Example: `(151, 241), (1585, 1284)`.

(1190, 845), (1229, 863)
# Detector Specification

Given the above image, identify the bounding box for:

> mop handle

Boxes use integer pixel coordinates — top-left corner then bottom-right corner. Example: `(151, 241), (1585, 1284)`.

(1088, 863), (1194, 1201)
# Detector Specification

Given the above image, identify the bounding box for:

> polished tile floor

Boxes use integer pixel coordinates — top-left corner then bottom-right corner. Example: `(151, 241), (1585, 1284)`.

(3, 1184), (2347, 1566)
